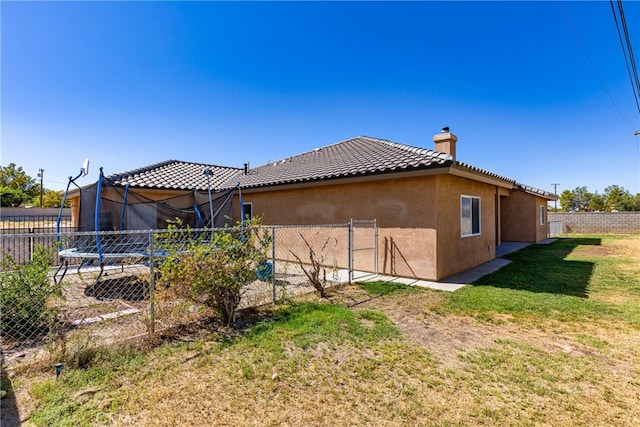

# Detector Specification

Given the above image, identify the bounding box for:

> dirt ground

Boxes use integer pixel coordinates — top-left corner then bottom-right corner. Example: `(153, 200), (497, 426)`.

(2, 236), (640, 426)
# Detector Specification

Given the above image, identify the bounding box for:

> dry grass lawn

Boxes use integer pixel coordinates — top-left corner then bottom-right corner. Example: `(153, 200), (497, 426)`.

(2, 235), (639, 426)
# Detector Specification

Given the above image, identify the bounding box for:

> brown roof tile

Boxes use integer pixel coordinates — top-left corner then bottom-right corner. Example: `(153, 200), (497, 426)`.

(220, 136), (454, 189)
(98, 136), (554, 200)
(106, 160), (241, 190)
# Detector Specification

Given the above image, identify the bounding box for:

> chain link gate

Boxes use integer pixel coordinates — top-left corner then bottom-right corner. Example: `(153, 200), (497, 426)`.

(349, 219), (378, 282)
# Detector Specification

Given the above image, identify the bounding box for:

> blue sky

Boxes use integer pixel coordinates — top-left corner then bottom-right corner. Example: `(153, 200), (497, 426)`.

(2, 1), (640, 195)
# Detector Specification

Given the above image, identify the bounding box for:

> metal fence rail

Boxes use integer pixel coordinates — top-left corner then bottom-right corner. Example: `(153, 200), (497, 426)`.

(0, 220), (378, 367)
(0, 214), (74, 266)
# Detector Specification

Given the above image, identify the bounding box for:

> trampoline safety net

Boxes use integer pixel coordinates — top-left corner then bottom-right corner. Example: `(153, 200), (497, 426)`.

(77, 174), (235, 232)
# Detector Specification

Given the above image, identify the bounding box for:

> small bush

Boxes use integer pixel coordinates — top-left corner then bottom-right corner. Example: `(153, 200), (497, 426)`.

(157, 218), (268, 326)
(1, 246), (60, 339)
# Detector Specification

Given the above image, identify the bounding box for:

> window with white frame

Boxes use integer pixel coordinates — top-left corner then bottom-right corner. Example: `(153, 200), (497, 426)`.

(461, 195), (481, 237)
(540, 205), (545, 225)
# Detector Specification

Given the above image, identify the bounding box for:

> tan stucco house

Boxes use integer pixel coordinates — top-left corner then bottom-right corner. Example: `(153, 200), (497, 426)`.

(68, 128), (556, 281)
(217, 128), (556, 280)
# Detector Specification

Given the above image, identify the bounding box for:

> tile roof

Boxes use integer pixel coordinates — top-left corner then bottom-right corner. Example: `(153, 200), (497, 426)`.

(97, 136), (555, 200)
(515, 182), (558, 200)
(105, 160), (241, 190)
(219, 136), (454, 189)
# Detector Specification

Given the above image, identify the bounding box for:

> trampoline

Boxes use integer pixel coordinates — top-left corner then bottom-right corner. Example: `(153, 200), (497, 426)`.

(55, 163), (245, 286)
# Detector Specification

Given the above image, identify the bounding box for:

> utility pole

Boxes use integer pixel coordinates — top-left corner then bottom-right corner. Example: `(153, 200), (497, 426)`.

(551, 183), (560, 211)
(37, 169), (44, 207)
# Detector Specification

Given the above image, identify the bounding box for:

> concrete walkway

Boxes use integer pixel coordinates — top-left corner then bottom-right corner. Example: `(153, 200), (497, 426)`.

(355, 239), (556, 292)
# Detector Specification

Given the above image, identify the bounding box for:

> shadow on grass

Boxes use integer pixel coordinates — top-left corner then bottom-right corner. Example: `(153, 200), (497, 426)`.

(473, 237), (600, 297)
(348, 281), (424, 307)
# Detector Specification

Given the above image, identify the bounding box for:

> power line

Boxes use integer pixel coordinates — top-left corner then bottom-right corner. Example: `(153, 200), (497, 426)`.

(610, 0), (640, 117)
(559, 2), (635, 131)
(618, 2), (640, 105)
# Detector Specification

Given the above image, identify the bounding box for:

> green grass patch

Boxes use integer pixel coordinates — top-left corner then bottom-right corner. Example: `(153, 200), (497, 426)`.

(441, 237), (640, 326)
(243, 301), (400, 350)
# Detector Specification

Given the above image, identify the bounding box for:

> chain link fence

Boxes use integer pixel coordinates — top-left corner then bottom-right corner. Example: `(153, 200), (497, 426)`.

(0, 220), (377, 367)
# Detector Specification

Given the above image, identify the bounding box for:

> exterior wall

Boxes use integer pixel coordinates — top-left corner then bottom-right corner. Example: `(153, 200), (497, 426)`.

(234, 174), (503, 281)
(234, 176), (440, 280)
(500, 190), (550, 242)
(501, 190), (535, 242)
(549, 212), (640, 234)
(534, 196), (550, 242)
(435, 175), (497, 279)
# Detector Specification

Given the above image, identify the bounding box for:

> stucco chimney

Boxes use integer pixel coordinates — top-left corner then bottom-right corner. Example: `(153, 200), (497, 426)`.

(433, 126), (458, 160)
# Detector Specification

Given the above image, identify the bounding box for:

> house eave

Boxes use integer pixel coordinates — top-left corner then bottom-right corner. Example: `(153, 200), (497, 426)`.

(230, 165), (452, 194)
(448, 164), (514, 189)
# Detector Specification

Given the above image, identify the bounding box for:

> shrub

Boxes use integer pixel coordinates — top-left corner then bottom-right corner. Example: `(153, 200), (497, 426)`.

(291, 234), (338, 298)
(157, 218), (268, 326)
(1, 246), (60, 339)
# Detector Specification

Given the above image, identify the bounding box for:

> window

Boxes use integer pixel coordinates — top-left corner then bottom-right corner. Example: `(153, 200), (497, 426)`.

(461, 196), (481, 237)
(540, 205), (546, 225)
(242, 202), (253, 220)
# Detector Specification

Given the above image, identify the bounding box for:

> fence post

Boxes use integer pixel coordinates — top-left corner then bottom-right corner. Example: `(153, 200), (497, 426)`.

(271, 226), (276, 304)
(148, 230), (155, 335)
(348, 219), (353, 284)
(29, 228), (35, 262)
(374, 219), (378, 275)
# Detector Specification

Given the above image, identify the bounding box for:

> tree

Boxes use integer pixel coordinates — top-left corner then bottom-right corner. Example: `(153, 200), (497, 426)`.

(588, 192), (606, 212)
(603, 185), (632, 211)
(35, 189), (64, 208)
(559, 185), (640, 212)
(0, 163), (40, 207)
(0, 187), (28, 207)
(559, 187), (593, 212)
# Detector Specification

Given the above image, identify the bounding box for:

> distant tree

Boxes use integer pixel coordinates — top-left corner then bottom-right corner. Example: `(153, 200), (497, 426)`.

(630, 193), (640, 211)
(603, 185), (632, 211)
(560, 185), (640, 212)
(559, 190), (574, 212)
(588, 192), (606, 212)
(34, 189), (64, 208)
(0, 163), (40, 206)
(0, 187), (27, 207)
(560, 186), (593, 212)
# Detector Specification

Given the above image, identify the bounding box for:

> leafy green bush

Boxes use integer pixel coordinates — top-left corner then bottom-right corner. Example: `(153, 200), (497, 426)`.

(1, 246), (60, 339)
(157, 218), (268, 326)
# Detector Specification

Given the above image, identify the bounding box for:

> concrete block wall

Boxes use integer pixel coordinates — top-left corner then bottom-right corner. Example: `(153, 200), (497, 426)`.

(0, 207), (70, 217)
(549, 212), (640, 234)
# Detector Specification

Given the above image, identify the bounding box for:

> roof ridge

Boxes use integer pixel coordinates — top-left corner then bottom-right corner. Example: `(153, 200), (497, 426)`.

(106, 160), (241, 180)
(106, 159), (178, 180)
(370, 136), (441, 157)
